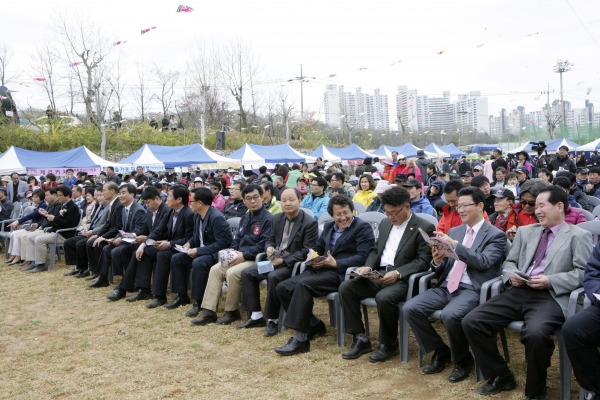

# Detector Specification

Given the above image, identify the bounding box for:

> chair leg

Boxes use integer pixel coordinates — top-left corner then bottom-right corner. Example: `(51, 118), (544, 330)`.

(108, 263), (113, 284)
(557, 331), (571, 400)
(278, 306), (286, 333)
(362, 304), (370, 337)
(4, 237), (10, 260)
(327, 299), (336, 327)
(48, 244), (56, 271)
(335, 295), (344, 347)
(399, 302), (409, 363)
(499, 330), (510, 363)
(418, 349), (423, 368)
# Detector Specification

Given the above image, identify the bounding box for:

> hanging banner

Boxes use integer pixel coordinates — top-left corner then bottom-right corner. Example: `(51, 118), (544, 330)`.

(26, 167), (100, 176)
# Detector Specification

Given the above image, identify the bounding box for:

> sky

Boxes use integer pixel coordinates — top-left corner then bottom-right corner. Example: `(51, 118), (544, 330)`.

(4, 0), (600, 125)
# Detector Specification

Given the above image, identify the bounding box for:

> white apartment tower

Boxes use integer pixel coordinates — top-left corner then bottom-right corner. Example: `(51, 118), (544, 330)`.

(324, 85), (389, 131)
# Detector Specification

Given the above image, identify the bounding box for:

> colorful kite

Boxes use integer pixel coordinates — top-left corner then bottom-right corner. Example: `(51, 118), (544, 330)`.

(69, 62), (82, 67)
(438, 50), (445, 54)
(357, 67), (368, 70)
(141, 27), (157, 35)
(444, 107), (450, 112)
(176, 5), (194, 12)
(587, 88), (593, 95)
(528, 32), (539, 37)
(328, 74), (337, 78)
(113, 41), (128, 46)
(34, 78), (46, 82)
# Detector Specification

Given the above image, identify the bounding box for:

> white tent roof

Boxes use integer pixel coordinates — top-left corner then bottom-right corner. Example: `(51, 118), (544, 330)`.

(577, 138), (600, 152)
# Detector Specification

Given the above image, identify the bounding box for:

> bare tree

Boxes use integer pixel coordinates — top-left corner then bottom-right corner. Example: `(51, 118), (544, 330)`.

(31, 43), (60, 111)
(278, 87), (295, 142)
(545, 113), (563, 140)
(0, 44), (19, 86)
(131, 62), (151, 122)
(215, 38), (261, 129)
(106, 58), (128, 120)
(150, 62), (180, 116)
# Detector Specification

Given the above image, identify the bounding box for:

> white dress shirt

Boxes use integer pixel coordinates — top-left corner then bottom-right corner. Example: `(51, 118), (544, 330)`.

(380, 215), (411, 267)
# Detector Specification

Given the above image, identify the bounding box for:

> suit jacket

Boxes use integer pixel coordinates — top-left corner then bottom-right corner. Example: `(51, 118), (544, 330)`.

(316, 217), (375, 280)
(266, 210), (319, 268)
(90, 204), (110, 235)
(47, 199), (80, 239)
(139, 201), (169, 236)
(96, 198), (124, 239)
(190, 206), (233, 263)
(146, 204), (194, 247)
(7, 180), (28, 203)
(503, 223), (593, 317)
(435, 221), (506, 292)
(41, 200), (62, 229)
(116, 202), (147, 237)
(583, 242), (600, 307)
(365, 213), (435, 282)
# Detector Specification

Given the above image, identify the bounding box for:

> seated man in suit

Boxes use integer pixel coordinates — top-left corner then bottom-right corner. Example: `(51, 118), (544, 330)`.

(563, 241), (600, 400)
(134, 185), (195, 309)
(404, 187), (506, 382)
(106, 186), (169, 301)
(190, 184), (272, 325)
(463, 185), (594, 399)
(88, 183), (147, 288)
(339, 186), (435, 362)
(23, 185), (81, 273)
(168, 187), (233, 315)
(274, 195), (375, 356)
(238, 187), (319, 336)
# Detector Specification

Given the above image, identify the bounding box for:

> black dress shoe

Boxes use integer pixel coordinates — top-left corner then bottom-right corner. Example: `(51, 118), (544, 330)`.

(216, 310), (242, 325)
(369, 341), (399, 363)
(190, 310), (218, 326)
(85, 273), (99, 281)
(184, 302), (201, 317)
(275, 337), (310, 356)
(88, 279), (109, 288)
(307, 320), (327, 340)
(448, 353), (474, 383)
(146, 297), (167, 309)
(164, 296), (191, 310)
(30, 264), (48, 273)
(20, 264), (36, 272)
(477, 371), (517, 396)
(75, 270), (90, 278)
(64, 269), (80, 276)
(423, 349), (452, 374)
(106, 289), (126, 301)
(126, 289), (152, 302)
(526, 387), (548, 400)
(236, 317), (267, 329)
(263, 321), (278, 337)
(342, 335), (373, 359)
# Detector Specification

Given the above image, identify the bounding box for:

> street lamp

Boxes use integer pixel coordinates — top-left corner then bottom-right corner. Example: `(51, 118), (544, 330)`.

(553, 59), (573, 125)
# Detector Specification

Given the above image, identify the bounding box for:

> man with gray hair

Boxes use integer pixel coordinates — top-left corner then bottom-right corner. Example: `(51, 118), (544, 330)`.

(273, 176), (285, 201)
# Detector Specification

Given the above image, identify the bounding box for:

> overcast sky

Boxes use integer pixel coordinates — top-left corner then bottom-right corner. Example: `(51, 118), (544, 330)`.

(4, 0), (600, 123)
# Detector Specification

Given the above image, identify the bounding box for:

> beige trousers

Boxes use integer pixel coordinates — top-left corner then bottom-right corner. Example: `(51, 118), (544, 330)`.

(20, 230), (46, 260)
(200, 261), (255, 312)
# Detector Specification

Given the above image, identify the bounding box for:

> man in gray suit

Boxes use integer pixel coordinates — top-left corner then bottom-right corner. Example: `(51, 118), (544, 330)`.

(7, 172), (28, 203)
(339, 186), (435, 362)
(404, 186), (506, 383)
(463, 185), (594, 400)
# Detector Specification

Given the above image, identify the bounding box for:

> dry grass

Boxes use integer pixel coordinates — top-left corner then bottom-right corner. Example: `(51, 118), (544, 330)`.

(0, 257), (579, 399)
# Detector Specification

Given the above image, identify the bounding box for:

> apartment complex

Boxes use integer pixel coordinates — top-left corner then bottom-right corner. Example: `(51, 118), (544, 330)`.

(323, 85), (390, 131)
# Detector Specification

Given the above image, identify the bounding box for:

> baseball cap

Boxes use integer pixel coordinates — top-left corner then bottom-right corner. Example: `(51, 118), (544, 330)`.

(473, 165), (483, 171)
(394, 173), (407, 183)
(227, 168), (237, 173)
(324, 162), (333, 168)
(515, 167), (528, 174)
(193, 177), (203, 183)
(461, 171), (474, 177)
(491, 187), (515, 201)
(381, 157), (394, 166)
(25, 190), (33, 198)
(372, 172), (381, 180)
(402, 179), (422, 189)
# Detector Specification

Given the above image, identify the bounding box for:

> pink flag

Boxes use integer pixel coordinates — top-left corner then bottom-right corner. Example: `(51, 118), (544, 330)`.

(34, 78), (46, 82)
(176, 5), (194, 12)
(445, 107), (450, 112)
(587, 88), (593, 95)
(141, 27), (157, 35)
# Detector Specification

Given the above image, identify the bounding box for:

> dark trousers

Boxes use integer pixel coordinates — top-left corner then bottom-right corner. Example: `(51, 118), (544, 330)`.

(404, 284), (479, 363)
(64, 235), (88, 268)
(241, 264), (293, 319)
(97, 243), (130, 281)
(563, 305), (600, 394)
(276, 268), (340, 333)
(118, 244), (142, 292)
(86, 240), (109, 273)
(462, 287), (564, 397)
(170, 252), (215, 301)
(143, 247), (176, 297)
(339, 276), (408, 345)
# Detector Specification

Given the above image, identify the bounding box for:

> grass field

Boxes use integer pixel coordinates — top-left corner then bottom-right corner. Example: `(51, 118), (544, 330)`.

(0, 257), (578, 399)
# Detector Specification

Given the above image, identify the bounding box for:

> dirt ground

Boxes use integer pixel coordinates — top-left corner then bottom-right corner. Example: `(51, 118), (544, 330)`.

(0, 258), (579, 399)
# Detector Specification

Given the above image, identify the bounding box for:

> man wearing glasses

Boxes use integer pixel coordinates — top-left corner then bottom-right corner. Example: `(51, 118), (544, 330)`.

(328, 172), (352, 199)
(338, 186), (435, 361)
(300, 176), (330, 220)
(191, 184), (272, 326)
(404, 187), (506, 383)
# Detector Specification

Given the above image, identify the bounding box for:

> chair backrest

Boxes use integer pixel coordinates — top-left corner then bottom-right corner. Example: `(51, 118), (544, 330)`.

(22, 206), (36, 216)
(577, 220), (600, 241)
(357, 211), (387, 241)
(581, 209), (595, 222)
(593, 204), (600, 218)
(318, 212), (333, 224)
(586, 195), (600, 208)
(10, 203), (22, 219)
(300, 208), (314, 218)
(505, 239), (512, 259)
(227, 217), (241, 237)
(415, 213), (438, 228)
(353, 202), (367, 214)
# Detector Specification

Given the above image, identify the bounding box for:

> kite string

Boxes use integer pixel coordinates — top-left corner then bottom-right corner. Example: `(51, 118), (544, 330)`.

(564, 0), (600, 52)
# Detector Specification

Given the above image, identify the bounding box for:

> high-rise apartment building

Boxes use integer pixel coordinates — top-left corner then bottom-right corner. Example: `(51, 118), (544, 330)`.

(324, 85), (389, 131)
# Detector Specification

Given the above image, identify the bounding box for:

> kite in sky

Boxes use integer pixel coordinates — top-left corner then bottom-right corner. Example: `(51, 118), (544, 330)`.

(444, 107), (450, 112)
(113, 41), (127, 46)
(69, 62), (82, 67)
(528, 32), (539, 37)
(328, 74), (337, 78)
(176, 5), (194, 13)
(588, 88), (593, 95)
(141, 26), (157, 35)
(577, 81), (585, 85)
(534, 95), (540, 100)
(34, 78), (46, 82)
(357, 67), (368, 70)
(477, 44), (485, 48)
(18, 83), (30, 87)
(390, 61), (401, 66)
(438, 50), (445, 54)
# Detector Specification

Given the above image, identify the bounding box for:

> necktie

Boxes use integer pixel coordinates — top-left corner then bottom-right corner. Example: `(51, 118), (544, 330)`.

(279, 219), (294, 249)
(123, 208), (129, 229)
(447, 227), (474, 293)
(529, 228), (551, 273)
(172, 210), (180, 233)
(152, 211), (157, 226)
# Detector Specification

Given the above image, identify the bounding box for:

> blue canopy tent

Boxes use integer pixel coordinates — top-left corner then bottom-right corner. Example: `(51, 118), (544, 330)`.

(118, 144), (240, 169)
(229, 143), (317, 168)
(471, 144), (499, 153)
(0, 145), (130, 176)
(440, 144), (467, 157)
(310, 144), (373, 162)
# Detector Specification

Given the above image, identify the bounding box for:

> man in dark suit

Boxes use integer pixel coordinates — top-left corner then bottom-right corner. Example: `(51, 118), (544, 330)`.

(274, 195), (374, 356)
(339, 186), (435, 362)
(463, 186), (593, 399)
(26, 185), (81, 272)
(168, 187), (233, 314)
(106, 186), (169, 301)
(84, 182), (123, 281)
(404, 187), (506, 382)
(88, 183), (146, 288)
(238, 187), (319, 336)
(135, 185), (195, 309)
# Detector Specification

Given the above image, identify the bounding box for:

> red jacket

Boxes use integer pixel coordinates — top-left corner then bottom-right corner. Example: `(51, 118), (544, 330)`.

(437, 205), (490, 234)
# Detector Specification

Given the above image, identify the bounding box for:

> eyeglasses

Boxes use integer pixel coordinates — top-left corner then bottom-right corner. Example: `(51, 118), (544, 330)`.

(455, 203), (476, 211)
(245, 195), (261, 202)
(310, 183), (320, 187)
(384, 206), (406, 217)
(520, 200), (537, 207)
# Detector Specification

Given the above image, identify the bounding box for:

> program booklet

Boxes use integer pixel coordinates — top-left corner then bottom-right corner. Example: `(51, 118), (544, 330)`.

(503, 268), (531, 282)
(349, 268), (384, 281)
(267, 246), (290, 261)
(418, 227), (459, 260)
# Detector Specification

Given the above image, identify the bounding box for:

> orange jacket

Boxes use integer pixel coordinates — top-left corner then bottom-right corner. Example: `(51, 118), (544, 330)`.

(437, 205), (490, 234)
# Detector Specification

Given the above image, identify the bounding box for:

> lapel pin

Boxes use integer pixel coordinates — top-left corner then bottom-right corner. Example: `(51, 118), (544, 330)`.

(410, 227), (413, 230)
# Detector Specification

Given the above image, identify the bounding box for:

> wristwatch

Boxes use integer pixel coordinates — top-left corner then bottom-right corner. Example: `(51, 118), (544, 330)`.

(395, 270), (401, 279)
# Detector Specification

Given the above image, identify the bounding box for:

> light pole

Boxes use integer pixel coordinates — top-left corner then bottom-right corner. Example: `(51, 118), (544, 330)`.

(553, 59), (573, 130)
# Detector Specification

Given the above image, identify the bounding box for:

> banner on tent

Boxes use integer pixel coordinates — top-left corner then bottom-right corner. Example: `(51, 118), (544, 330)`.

(113, 165), (164, 174)
(26, 167), (100, 176)
(191, 162), (241, 170)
